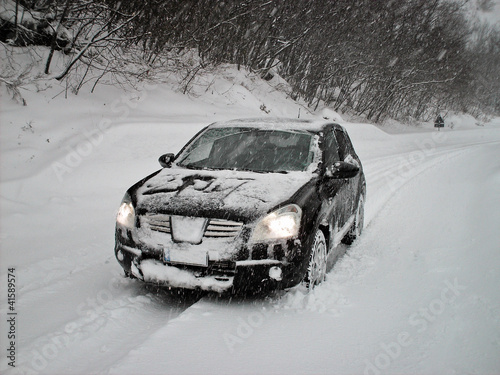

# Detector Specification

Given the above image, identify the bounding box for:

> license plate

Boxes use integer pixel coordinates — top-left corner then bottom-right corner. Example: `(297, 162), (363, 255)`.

(162, 248), (208, 267)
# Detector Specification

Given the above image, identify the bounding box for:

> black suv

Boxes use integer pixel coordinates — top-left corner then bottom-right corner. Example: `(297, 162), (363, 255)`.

(115, 118), (365, 294)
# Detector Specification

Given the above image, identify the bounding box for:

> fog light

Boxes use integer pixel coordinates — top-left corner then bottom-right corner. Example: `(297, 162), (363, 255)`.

(269, 266), (282, 281)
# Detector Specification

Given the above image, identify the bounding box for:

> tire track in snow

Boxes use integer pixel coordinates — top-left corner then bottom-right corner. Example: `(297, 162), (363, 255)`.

(362, 139), (500, 225)
(1, 279), (201, 375)
(1, 240), (202, 374)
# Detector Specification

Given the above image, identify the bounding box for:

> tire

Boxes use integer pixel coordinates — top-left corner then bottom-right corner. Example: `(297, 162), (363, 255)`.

(342, 193), (365, 245)
(306, 229), (328, 289)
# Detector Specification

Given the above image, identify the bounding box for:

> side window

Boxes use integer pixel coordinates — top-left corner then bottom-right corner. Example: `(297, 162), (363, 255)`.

(334, 128), (353, 161)
(323, 129), (340, 166)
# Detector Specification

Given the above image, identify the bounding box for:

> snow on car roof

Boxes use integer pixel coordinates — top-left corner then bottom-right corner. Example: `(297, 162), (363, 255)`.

(208, 117), (334, 132)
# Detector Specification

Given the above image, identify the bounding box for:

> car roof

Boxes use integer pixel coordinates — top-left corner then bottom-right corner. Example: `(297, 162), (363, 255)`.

(207, 117), (340, 133)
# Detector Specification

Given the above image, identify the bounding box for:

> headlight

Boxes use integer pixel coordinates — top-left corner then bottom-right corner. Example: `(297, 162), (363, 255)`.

(251, 204), (302, 242)
(116, 193), (135, 229)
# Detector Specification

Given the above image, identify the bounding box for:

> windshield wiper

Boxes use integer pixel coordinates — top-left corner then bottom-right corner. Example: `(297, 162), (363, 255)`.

(180, 164), (289, 174)
(237, 168), (289, 174)
(181, 164), (202, 170)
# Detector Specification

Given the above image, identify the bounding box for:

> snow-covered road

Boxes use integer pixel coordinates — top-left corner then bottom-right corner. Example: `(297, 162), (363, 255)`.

(2, 119), (499, 374)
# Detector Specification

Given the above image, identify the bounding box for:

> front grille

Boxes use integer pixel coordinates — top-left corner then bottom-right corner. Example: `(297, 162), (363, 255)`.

(142, 213), (171, 233)
(141, 214), (242, 240)
(204, 219), (243, 238)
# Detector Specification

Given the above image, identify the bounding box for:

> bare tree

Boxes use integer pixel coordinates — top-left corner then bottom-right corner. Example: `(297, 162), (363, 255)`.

(2, 0), (496, 120)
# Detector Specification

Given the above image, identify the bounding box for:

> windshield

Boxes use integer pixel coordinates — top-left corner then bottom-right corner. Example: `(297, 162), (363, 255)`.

(176, 127), (316, 173)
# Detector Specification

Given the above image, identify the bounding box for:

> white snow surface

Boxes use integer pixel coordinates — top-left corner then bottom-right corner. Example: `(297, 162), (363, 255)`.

(1, 61), (500, 375)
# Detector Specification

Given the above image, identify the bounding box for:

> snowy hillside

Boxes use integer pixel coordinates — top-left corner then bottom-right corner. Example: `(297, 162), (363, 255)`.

(1, 62), (500, 375)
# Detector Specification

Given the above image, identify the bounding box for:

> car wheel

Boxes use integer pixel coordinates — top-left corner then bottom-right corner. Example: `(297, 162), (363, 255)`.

(342, 193), (365, 245)
(306, 229), (328, 288)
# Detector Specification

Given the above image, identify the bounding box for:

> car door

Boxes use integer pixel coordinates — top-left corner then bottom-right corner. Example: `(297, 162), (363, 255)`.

(334, 127), (360, 219)
(318, 127), (352, 248)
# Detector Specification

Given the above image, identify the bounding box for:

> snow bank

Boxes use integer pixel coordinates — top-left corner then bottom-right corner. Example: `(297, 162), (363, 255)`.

(444, 112), (484, 129)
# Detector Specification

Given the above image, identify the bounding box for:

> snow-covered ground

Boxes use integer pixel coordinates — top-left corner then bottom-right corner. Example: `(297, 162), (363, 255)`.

(1, 64), (500, 375)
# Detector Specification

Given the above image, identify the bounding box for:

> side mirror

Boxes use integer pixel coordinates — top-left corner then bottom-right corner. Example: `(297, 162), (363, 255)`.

(326, 161), (359, 179)
(158, 153), (175, 168)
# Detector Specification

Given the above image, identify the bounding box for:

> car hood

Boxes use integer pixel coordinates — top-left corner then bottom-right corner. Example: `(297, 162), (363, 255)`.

(135, 167), (316, 222)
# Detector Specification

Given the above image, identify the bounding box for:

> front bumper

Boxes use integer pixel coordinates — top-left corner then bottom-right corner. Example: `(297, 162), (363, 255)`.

(130, 257), (285, 293)
(115, 240), (305, 294)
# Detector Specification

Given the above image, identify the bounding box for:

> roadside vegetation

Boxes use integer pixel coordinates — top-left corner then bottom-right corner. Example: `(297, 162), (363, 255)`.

(1, 0), (499, 122)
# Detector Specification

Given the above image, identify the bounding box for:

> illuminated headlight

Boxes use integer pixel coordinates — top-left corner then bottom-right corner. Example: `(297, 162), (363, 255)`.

(116, 193), (135, 229)
(251, 204), (302, 242)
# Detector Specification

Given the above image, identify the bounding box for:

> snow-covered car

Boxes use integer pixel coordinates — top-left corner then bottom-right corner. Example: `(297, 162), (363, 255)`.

(114, 118), (365, 294)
